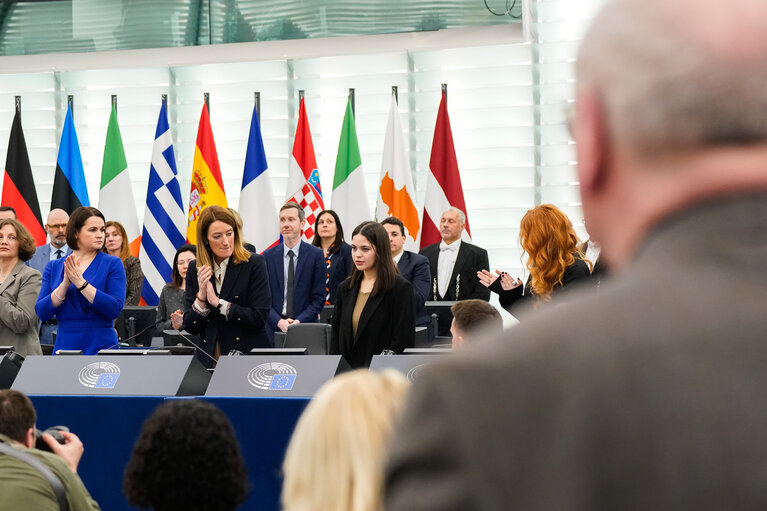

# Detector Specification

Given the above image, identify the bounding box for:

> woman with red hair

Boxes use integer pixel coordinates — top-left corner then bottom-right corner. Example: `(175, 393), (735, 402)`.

(478, 204), (591, 314)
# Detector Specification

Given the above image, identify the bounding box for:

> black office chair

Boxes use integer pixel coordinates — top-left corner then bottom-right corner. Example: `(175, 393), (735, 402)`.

(281, 323), (331, 355)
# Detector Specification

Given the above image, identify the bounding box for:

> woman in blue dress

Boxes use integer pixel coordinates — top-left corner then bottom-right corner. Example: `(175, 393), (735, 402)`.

(36, 207), (126, 354)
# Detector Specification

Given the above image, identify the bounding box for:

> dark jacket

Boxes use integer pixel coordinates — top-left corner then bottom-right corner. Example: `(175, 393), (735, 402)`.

(420, 241), (490, 301)
(331, 275), (415, 368)
(397, 251), (431, 327)
(489, 258), (591, 315)
(183, 254), (271, 360)
(325, 242), (353, 305)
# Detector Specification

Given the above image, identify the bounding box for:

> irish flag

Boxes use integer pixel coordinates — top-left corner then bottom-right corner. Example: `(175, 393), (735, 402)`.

(99, 104), (140, 256)
(331, 97), (370, 232)
(187, 103), (227, 244)
(375, 94), (420, 251)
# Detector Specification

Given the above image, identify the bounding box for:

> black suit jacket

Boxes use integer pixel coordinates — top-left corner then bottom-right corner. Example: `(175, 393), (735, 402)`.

(325, 242), (353, 305)
(420, 241), (490, 301)
(331, 275), (415, 368)
(182, 254), (271, 361)
(397, 251), (431, 327)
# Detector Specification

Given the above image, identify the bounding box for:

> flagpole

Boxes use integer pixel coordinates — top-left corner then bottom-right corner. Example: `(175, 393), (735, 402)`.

(111, 94), (117, 113)
(392, 86), (398, 105)
(442, 83), (447, 105)
(67, 95), (74, 120)
(349, 88), (355, 117)
(14, 96), (20, 121)
(254, 92), (261, 123)
(204, 92), (210, 114)
(161, 94), (167, 109)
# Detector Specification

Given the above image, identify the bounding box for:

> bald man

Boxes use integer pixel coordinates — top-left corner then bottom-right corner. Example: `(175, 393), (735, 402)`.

(385, 0), (767, 509)
(26, 208), (71, 345)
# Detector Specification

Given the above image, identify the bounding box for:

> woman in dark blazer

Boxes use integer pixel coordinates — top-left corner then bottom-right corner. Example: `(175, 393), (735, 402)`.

(478, 204), (591, 314)
(183, 206), (271, 365)
(311, 210), (352, 305)
(331, 222), (414, 368)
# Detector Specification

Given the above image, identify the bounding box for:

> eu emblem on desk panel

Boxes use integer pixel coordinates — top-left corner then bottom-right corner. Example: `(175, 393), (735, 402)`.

(12, 356), (210, 396)
(206, 355), (351, 397)
(369, 354), (451, 383)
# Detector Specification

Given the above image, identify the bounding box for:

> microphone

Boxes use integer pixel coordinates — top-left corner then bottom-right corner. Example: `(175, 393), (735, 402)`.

(174, 331), (219, 365)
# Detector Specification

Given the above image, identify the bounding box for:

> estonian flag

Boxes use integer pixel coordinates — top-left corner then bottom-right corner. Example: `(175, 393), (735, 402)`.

(51, 104), (89, 213)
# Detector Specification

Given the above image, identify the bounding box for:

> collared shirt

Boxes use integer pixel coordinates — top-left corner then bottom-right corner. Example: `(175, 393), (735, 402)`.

(192, 257), (232, 318)
(437, 239), (461, 298)
(49, 243), (69, 261)
(393, 250), (404, 265)
(282, 241), (301, 316)
(584, 240), (601, 272)
(212, 257), (230, 292)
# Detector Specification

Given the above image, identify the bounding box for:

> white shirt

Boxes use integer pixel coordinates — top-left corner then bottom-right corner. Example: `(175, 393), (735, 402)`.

(437, 239), (461, 298)
(49, 243), (69, 261)
(392, 250), (404, 265)
(212, 257), (230, 292)
(282, 242), (301, 316)
(584, 240), (601, 272)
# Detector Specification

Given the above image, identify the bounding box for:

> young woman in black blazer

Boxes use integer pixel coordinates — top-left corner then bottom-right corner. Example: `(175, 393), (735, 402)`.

(331, 222), (414, 368)
(183, 206), (271, 365)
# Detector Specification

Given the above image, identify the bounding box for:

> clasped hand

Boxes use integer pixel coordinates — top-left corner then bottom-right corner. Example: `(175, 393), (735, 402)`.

(196, 265), (219, 308)
(61, 254), (85, 289)
(477, 269), (522, 291)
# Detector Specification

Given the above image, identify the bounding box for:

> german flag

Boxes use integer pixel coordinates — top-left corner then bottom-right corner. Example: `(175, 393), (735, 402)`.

(1, 110), (45, 245)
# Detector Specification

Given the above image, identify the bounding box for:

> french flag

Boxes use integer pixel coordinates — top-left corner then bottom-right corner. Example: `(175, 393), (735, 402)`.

(238, 104), (279, 253)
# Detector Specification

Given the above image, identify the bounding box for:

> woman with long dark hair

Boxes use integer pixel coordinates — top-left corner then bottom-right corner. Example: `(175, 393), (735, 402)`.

(155, 244), (196, 331)
(311, 210), (352, 305)
(35, 207), (126, 354)
(478, 204), (591, 314)
(331, 222), (414, 368)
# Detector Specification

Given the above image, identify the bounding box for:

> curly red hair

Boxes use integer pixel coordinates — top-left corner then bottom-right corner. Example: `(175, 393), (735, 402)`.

(519, 204), (582, 301)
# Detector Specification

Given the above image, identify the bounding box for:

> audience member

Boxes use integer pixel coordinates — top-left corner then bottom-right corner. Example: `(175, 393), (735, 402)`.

(449, 299), (502, 349)
(385, 0), (767, 509)
(0, 206), (16, 220)
(183, 206), (271, 361)
(103, 220), (144, 306)
(478, 204), (591, 315)
(0, 390), (100, 510)
(381, 216), (432, 339)
(311, 209), (352, 305)
(579, 235), (608, 287)
(123, 399), (248, 511)
(27, 208), (70, 345)
(155, 244), (196, 332)
(263, 202), (325, 344)
(283, 370), (409, 511)
(0, 219), (42, 357)
(420, 207), (490, 302)
(331, 222), (414, 368)
(35, 207), (125, 355)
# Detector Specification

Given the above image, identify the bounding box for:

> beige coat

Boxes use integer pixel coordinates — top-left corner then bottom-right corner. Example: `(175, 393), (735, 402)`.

(0, 260), (42, 356)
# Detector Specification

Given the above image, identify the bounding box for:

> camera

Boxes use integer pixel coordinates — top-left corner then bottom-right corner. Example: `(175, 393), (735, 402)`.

(35, 426), (69, 452)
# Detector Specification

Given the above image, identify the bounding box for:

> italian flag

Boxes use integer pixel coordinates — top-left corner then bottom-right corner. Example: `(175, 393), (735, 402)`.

(331, 97), (370, 232)
(99, 104), (140, 256)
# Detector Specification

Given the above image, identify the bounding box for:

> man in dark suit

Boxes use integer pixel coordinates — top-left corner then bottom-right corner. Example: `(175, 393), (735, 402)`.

(419, 207), (489, 302)
(26, 208), (70, 345)
(381, 216), (432, 340)
(263, 202), (325, 344)
(385, 0), (767, 509)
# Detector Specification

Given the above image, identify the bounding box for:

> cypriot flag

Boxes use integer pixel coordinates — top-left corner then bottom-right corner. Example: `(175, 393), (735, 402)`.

(375, 94), (420, 251)
(99, 104), (140, 256)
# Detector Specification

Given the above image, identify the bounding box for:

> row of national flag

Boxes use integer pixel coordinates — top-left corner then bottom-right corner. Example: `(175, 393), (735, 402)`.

(0, 90), (469, 304)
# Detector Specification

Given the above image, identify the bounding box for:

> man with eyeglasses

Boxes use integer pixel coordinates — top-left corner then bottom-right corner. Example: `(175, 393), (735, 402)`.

(26, 209), (71, 345)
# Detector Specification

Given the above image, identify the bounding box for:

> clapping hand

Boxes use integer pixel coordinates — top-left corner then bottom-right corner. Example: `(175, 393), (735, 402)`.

(63, 254), (85, 288)
(171, 309), (183, 330)
(196, 264), (212, 303)
(477, 269), (522, 290)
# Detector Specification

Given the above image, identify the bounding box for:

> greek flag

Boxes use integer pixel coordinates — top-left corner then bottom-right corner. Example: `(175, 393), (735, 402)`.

(139, 103), (186, 305)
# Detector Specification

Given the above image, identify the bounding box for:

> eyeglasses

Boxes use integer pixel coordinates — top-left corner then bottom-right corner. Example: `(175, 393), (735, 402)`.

(46, 223), (67, 230)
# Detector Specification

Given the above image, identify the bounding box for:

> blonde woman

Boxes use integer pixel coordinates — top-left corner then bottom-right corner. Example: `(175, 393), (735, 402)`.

(282, 369), (410, 511)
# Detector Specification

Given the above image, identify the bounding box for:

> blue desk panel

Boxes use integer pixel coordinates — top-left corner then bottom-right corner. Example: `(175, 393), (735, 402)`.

(30, 395), (309, 511)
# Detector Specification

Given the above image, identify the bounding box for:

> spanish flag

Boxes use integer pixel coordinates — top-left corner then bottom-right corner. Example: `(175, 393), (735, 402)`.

(187, 103), (227, 244)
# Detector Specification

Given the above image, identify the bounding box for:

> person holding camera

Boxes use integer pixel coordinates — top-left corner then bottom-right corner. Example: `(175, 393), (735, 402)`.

(0, 389), (100, 510)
